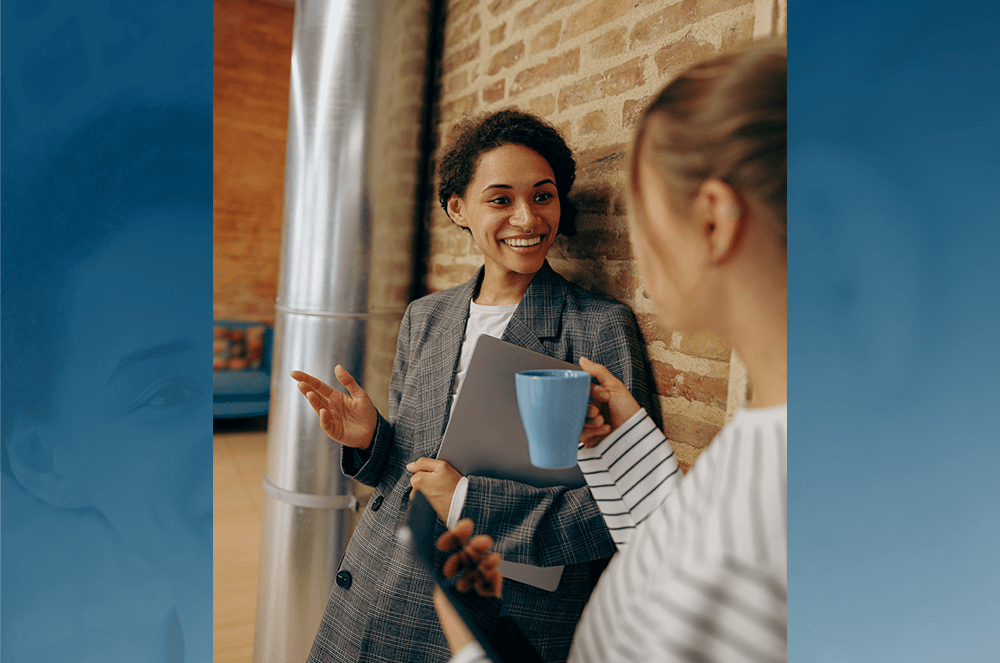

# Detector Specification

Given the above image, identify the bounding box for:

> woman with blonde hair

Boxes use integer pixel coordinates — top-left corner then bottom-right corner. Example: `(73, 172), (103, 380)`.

(435, 39), (787, 663)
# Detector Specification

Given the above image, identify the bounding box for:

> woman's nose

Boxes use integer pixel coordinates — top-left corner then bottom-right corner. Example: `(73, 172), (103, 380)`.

(511, 201), (540, 231)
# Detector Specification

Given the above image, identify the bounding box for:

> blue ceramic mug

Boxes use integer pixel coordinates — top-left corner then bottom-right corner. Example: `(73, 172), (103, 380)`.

(515, 369), (592, 469)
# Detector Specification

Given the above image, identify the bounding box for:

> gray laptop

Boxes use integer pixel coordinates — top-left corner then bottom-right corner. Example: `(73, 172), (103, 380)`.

(437, 334), (585, 489)
(436, 335), (587, 591)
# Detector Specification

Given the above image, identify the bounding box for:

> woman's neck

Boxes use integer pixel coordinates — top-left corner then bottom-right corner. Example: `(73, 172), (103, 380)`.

(474, 264), (538, 306)
(725, 266), (787, 409)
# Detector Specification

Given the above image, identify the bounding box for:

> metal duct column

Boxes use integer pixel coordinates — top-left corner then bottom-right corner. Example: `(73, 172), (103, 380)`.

(253, 1), (434, 661)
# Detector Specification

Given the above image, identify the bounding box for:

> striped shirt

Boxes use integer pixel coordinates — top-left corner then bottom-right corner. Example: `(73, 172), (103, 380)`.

(449, 405), (787, 663)
(571, 405), (787, 663)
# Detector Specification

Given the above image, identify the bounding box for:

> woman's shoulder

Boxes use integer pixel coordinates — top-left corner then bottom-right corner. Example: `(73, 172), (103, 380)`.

(402, 278), (476, 329)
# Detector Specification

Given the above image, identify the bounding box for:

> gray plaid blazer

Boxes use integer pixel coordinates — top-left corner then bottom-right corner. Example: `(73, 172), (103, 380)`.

(308, 262), (656, 663)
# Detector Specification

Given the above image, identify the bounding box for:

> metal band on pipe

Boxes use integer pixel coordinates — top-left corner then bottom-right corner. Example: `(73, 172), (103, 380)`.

(262, 476), (359, 511)
(274, 304), (404, 319)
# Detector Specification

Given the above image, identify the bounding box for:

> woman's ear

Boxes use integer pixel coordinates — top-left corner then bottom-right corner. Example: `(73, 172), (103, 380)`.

(7, 418), (91, 508)
(696, 179), (745, 264)
(446, 194), (469, 228)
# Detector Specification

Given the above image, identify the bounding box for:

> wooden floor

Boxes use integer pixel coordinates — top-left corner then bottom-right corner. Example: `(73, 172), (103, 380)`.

(214, 423), (269, 663)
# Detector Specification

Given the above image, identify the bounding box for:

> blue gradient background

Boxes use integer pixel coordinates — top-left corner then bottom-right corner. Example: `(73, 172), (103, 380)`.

(790, 1), (1000, 660)
(2, 1), (212, 662)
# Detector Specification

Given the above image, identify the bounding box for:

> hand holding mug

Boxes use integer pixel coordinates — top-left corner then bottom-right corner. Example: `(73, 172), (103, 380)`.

(578, 357), (641, 448)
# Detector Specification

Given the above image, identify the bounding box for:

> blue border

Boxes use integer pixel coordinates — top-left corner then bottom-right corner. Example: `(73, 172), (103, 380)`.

(2, 2), (212, 661)
(790, 1), (1000, 659)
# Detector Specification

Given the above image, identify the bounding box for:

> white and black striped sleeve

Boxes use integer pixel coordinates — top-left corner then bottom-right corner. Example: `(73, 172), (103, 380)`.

(577, 409), (681, 550)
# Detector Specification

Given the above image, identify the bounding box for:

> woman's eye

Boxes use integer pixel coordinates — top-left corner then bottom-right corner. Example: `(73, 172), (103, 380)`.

(489, 196), (510, 205)
(534, 191), (554, 202)
(131, 378), (203, 413)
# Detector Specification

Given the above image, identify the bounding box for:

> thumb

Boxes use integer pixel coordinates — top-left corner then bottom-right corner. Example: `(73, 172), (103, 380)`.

(334, 364), (366, 399)
(579, 357), (619, 390)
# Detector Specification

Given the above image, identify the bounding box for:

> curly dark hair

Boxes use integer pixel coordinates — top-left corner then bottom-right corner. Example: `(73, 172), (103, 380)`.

(437, 108), (578, 236)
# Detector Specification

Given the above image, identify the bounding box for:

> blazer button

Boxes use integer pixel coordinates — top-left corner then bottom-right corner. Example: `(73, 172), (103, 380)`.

(370, 495), (384, 512)
(336, 571), (352, 590)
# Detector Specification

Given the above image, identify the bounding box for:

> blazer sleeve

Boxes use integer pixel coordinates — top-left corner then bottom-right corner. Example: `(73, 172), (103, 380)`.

(341, 302), (412, 487)
(460, 304), (657, 567)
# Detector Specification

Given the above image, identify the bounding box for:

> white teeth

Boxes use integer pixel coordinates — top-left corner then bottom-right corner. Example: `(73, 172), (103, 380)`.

(503, 237), (542, 247)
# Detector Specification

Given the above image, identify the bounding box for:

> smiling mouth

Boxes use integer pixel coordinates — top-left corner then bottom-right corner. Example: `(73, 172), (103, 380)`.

(502, 236), (542, 247)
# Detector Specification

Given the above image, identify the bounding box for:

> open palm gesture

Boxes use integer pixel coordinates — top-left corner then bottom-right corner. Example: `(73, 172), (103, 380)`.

(290, 366), (377, 449)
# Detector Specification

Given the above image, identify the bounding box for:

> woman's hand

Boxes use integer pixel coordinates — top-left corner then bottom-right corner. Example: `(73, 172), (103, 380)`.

(433, 587), (477, 655)
(290, 366), (377, 450)
(578, 357), (642, 448)
(437, 518), (503, 598)
(407, 458), (463, 522)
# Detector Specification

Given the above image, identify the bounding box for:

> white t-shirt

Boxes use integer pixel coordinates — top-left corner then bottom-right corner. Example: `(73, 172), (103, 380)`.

(445, 300), (518, 528)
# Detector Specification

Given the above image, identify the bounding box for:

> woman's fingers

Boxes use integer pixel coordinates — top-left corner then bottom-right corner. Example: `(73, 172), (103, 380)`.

(436, 518), (475, 552)
(290, 371), (336, 398)
(334, 364), (369, 401)
(579, 357), (623, 391)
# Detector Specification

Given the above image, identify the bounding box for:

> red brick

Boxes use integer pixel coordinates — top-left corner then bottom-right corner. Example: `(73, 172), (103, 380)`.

(589, 27), (626, 59)
(482, 78), (506, 103)
(576, 142), (628, 179)
(531, 21), (561, 54)
(568, 182), (614, 216)
(698, 0), (752, 19)
(488, 0), (517, 16)
(445, 11), (482, 51)
(629, 0), (697, 46)
(652, 358), (729, 409)
(442, 39), (480, 73)
(558, 57), (645, 112)
(635, 313), (670, 347)
(489, 22), (507, 45)
(514, 0), (581, 31)
(563, 228), (633, 261)
(439, 91), (479, 122)
(721, 14), (755, 47)
(564, 0), (631, 39)
(577, 109), (608, 136)
(654, 35), (717, 77)
(678, 331), (731, 361)
(528, 93), (556, 115)
(432, 262), (479, 286)
(661, 410), (722, 449)
(448, 0), (480, 23)
(510, 47), (580, 95)
(443, 69), (469, 96)
(612, 263), (643, 298)
(487, 40), (524, 75)
(623, 94), (655, 129)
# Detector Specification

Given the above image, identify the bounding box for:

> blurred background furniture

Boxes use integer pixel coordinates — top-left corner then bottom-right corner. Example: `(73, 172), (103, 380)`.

(213, 321), (273, 419)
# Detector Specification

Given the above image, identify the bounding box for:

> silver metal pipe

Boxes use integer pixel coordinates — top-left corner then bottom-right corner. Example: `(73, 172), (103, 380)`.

(253, 0), (433, 661)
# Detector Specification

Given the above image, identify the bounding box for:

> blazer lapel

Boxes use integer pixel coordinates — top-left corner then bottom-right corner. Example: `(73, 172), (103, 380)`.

(418, 268), (482, 449)
(501, 261), (565, 354)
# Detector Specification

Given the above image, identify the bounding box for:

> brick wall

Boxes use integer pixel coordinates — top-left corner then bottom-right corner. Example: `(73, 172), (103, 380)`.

(428, 0), (786, 470)
(213, 0), (294, 324)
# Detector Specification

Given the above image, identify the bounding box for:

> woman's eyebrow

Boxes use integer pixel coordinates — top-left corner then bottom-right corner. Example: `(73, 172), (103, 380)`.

(481, 179), (556, 193)
(106, 342), (198, 386)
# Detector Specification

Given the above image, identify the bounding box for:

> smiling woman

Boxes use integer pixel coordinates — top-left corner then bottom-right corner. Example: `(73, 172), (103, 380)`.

(1, 105), (212, 663)
(298, 109), (658, 663)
